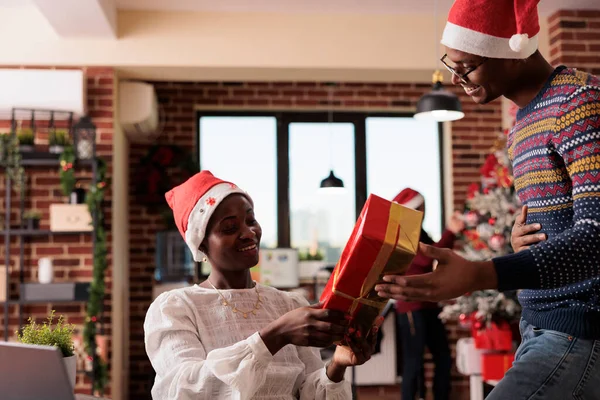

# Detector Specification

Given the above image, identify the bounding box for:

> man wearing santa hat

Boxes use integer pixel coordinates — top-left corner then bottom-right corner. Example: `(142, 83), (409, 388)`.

(393, 188), (464, 400)
(376, 0), (600, 398)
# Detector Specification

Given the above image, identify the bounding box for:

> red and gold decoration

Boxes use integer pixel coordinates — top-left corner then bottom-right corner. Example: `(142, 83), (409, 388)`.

(319, 194), (423, 344)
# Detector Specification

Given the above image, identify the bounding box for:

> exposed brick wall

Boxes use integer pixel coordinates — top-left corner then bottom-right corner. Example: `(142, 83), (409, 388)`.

(0, 66), (114, 396)
(127, 80), (502, 398)
(549, 9), (600, 73)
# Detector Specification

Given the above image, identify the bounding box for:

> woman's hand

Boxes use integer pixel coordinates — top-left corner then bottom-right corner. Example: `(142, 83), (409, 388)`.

(511, 205), (546, 252)
(259, 302), (349, 355)
(325, 316), (384, 382)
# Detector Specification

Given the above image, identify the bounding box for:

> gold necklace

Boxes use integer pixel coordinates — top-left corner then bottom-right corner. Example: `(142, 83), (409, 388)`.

(207, 280), (262, 319)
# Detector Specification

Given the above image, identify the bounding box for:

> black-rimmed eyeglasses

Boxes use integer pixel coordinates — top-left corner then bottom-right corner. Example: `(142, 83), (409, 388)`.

(440, 54), (487, 85)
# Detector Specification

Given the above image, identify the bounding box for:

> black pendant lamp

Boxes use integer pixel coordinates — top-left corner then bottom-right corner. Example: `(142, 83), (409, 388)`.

(320, 170), (344, 188)
(414, 71), (464, 122)
(319, 83), (345, 191)
(414, 0), (464, 122)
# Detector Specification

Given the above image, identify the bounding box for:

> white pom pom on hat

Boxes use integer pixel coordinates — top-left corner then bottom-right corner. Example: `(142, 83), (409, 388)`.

(509, 33), (530, 52)
(441, 0), (540, 59)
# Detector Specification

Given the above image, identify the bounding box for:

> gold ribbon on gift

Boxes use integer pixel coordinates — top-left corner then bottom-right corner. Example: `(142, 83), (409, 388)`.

(332, 201), (422, 316)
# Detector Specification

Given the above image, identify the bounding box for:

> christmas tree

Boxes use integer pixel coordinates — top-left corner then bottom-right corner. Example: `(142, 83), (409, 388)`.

(439, 132), (521, 325)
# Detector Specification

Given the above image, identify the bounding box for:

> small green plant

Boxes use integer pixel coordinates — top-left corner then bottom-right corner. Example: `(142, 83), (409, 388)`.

(0, 132), (9, 161)
(299, 250), (324, 261)
(17, 310), (75, 357)
(17, 128), (35, 146)
(49, 129), (69, 146)
(23, 209), (41, 220)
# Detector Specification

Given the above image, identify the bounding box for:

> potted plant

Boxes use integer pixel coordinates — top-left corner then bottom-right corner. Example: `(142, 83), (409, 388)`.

(16, 310), (77, 388)
(23, 209), (41, 230)
(17, 128), (35, 153)
(298, 249), (327, 280)
(49, 129), (69, 154)
(0, 132), (9, 163)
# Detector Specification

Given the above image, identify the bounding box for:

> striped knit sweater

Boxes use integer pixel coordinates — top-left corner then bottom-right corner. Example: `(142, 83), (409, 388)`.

(492, 66), (600, 339)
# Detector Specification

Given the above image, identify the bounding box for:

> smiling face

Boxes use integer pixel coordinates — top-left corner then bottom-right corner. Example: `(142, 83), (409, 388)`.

(201, 194), (262, 272)
(445, 47), (519, 105)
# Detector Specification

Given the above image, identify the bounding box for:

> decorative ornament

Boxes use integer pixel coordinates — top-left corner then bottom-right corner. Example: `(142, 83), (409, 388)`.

(489, 233), (506, 251)
(458, 313), (471, 328)
(467, 183), (480, 199)
(465, 211), (479, 227)
(72, 115), (96, 160)
(488, 217), (496, 226)
(477, 223), (495, 240)
(59, 147), (77, 196)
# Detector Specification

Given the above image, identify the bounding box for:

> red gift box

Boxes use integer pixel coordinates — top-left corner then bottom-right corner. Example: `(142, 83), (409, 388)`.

(319, 194), (422, 343)
(472, 320), (513, 351)
(481, 352), (514, 381)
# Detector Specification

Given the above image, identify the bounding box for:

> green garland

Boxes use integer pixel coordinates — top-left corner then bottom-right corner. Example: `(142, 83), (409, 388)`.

(59, 148), (109, 393)
(59, 146), (76, 196)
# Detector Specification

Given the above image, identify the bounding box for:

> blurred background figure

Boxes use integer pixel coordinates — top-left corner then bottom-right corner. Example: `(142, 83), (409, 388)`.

(393, 188), (464, 400)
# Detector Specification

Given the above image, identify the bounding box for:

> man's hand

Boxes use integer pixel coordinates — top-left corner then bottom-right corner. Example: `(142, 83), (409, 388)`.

(511, 205), (546, 253)
(375, 243), (498, 302)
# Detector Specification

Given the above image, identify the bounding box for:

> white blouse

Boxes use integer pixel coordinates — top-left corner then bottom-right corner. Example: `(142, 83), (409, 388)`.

(144, 283), (351, 400)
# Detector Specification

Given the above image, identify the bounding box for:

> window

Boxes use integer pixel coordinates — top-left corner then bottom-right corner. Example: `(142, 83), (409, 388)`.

(366, 117), (443, 240)
(197, 112), (445, 271)
(199, 116), (278, 248)
(289, 122), (356, 263)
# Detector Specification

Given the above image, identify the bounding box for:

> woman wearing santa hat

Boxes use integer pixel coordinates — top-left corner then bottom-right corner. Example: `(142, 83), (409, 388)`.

(393, 188), (464, 400)
(144, 170), (378, 400)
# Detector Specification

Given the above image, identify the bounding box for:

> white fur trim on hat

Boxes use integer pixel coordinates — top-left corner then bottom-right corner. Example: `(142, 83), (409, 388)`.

(402, 194), (424, 210)
(184, 182), (247, 262)
(442, 22), (538, 59)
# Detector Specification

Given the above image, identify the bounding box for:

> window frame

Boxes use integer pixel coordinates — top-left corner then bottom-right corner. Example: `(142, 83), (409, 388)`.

(197, 111), (445, 248)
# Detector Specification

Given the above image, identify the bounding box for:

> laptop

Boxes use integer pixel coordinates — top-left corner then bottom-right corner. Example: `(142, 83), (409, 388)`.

(0, 341), (76, 400)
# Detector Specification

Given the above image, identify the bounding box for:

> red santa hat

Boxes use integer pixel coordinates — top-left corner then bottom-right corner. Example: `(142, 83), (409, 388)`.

(441, 0), (540, 59)
(393, 188), (424, 210)
(165, 170), (250, 262)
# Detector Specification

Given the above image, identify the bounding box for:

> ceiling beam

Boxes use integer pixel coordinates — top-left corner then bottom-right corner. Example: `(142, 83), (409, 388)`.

(31, 0), (117, 38)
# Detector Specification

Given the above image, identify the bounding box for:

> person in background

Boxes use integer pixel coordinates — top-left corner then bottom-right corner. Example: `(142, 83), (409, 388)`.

(144, 171), (380, 400)
(393, 188), (465, 400)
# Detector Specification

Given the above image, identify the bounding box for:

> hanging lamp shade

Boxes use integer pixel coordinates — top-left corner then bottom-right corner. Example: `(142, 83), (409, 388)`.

(320, 170), (344, 189)
(414, 71), (464, 122)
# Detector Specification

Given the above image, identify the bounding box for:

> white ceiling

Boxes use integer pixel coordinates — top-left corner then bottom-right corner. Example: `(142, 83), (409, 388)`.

(115, 0), (600, 15)
(2, 0), (600, 15)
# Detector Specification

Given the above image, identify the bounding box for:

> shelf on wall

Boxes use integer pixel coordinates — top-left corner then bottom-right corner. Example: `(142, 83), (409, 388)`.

(15, 282), (91, 304)
(1, 152), (95, 167)
(0, 229), (92, 237)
